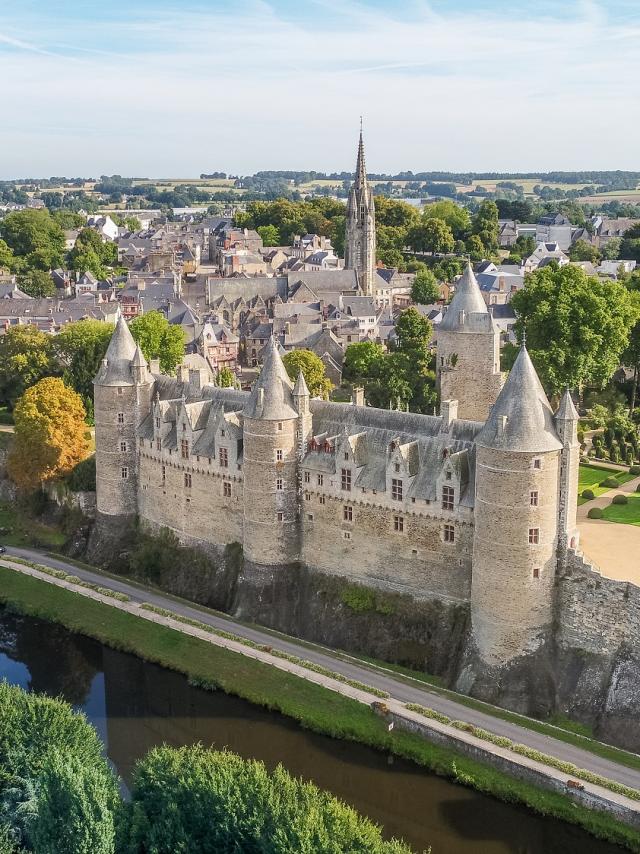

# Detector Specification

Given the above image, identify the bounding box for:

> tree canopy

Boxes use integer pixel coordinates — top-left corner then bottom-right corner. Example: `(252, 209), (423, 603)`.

(68, 228), (118, 279)
(407, 218), (454, 255)
(620, 224), (640, 262)
(0, 209), (65, 271)
(423, 200), (471, 240)
(53, 319), (114, 420)
(124, 745), (410, 854)
(411, 269), (441, 304)
(130, 311), (185, 374)
(8, 377), (90, 491)
(282, 349), (333, 398)
(16, 269), (56, 298)
(511, 265), (639, 394)
(0, 326), (54, 409)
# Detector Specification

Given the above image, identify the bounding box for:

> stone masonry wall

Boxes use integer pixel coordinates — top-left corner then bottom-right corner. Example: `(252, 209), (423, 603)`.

(437, 329), (502, 423)
(300, 490), (472, 602)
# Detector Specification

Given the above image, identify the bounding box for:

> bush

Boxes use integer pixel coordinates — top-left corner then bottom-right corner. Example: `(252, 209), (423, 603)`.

(0, 683), (118, 852)
(612, 494), (628, 505)
(122, 745), (410, 853)
(581, 489), (595, 500)
(600, 477), (619, 488)
(630, 465), (640, 475)
(66, 456), (96, 492)
(587, 507), (604, 519)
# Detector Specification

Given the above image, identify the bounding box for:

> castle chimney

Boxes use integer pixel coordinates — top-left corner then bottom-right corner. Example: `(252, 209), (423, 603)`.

(149, 358), (160, 374)
(351, 386), (365, 407)
(440, 399), (458, 430)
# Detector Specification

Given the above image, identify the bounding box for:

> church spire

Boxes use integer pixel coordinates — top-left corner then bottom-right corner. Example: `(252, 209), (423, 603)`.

(345, 124), (376, 298)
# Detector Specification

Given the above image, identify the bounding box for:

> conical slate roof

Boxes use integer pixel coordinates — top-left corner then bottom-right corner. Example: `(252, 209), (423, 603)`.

(243, 337), (298, 420)
(555, 388), (579, 421)
(293, 370), (310, 398)
(475, 347), (562, 453)
(132, 343), (147, 368)
(439, 262), (490, 332)
(94, 315), (137, 386)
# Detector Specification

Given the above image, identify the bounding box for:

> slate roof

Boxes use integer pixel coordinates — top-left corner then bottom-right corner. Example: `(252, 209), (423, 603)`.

(94, 316), (137, 386)
(439, 263), (495, 333)
(243, 336), (298, 420)
(475, 347), (562, 453)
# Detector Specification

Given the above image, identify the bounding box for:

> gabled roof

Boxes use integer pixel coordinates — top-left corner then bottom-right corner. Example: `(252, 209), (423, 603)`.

(243, 336), (297, 420)
(475, 347), (562, 453)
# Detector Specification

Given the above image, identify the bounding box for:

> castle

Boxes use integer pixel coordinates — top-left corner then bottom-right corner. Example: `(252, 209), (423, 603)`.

(93, 257), (582, 670)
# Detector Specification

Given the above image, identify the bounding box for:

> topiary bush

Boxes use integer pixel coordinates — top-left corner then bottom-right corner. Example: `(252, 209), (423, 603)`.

(588, 507), (604, 519)
(612, 494), (629, 505)
(600, 477), (620, 488)
(631, 465), (640, 475)
(581, 489), (595, 500)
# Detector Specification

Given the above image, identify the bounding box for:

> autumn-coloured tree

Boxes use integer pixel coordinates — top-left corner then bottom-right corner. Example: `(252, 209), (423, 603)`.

(8, 378), (90, 491)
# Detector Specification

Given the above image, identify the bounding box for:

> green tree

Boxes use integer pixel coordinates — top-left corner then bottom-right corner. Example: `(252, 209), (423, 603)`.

(16, 269), (55, 297)
(471, 200), (499, 254)
(602, 238), (621, 261)
(282, 349), (332, 398)
(330, 215), (346, 257)
(124, 745), (410, 854)
(411, 269), (440, 304)
(0, 238), (14, 271)
(30, 752), (117, 854)
(0, 325), (54, 409)
(511, 265), (639, 395)
(569, 239), (601, 264)
(51, 210), (85, 230)
(216, 366), (235, 387)
(8, 377), (90, 491)
(129, 312), (185, 374)
(124, 216), (142, 232)
(53, 319), (113, 420)
(68, 228), (118, 278)
(257, 224), (280, 246)
(620, 224), (640, 262)
(423, 200), (470, 240)
(0, 209), (65, 270)
(342, 341), (385, 383)
(372, 196), (420, 229)
(466, 234), (485, 260)
(407, 218), (454, 255)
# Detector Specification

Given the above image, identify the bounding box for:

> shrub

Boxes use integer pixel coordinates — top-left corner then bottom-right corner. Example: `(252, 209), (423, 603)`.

(122, 745), (411, 853)
(66, 455), (96, 492)
(587, 507), (604, 519)
(631, 465), (640, 475)
(581, 489), (595, 500)
(612, 494), (628, 505)
(600, 477), (619, 488)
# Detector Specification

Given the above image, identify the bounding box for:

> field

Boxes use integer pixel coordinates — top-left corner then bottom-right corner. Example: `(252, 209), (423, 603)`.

(577, 464), (635, 504)
(601, 493), (640, 527)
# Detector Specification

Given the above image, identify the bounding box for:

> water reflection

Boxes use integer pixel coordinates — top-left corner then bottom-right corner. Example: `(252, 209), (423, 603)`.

(0, 609), (624, 854)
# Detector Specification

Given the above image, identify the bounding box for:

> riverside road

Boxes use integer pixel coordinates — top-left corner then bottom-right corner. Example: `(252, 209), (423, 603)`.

(6, 544), (640, 792)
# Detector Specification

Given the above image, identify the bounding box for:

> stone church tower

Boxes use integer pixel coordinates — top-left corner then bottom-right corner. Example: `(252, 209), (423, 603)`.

(436, 262), (503, 422)
(345, 130), (376, 297)
(93, 315), (154, 523)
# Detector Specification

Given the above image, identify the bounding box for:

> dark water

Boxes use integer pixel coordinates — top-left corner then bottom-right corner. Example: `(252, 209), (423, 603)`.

(0, 608), (624, 854)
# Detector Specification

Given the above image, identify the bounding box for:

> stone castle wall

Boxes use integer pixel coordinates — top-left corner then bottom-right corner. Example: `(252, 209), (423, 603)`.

(300, 490), (472, 602)
(437, 329), (502, 422)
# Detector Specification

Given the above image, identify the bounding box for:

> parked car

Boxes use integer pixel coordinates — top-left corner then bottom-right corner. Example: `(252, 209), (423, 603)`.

(0, 546), (6, 555)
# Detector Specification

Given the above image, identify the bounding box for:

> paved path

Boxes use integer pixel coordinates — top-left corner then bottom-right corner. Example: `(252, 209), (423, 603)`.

(4, 545), (640, 792)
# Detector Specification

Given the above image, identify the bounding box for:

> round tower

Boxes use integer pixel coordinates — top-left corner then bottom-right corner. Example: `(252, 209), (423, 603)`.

(471, 346), (562, 665)
(242, 338), (300, 566)
(436, 262), (503, 422)
(93, 317), (153, 522)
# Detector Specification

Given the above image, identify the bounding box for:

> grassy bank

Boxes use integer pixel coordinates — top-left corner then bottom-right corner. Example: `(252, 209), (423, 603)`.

(0, 567), (639, 851)
(0, 500), (66, 549)
(44, 551), (640, 776)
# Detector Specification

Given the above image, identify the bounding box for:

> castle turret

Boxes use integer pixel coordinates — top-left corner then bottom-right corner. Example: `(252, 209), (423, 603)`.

(93, 316), (154, 522)
(471, 346), (562, 665)
(345, 129), (376, 297)
(436, 263), (503, 421)
(242, 338), (300, 565)
(555, 389), (580, 551)
(293, 369), (313, 456)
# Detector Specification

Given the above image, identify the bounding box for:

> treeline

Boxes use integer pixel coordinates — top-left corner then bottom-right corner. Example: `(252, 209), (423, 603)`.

(232, 169), (640, 185)
(0, 684), (410, 854)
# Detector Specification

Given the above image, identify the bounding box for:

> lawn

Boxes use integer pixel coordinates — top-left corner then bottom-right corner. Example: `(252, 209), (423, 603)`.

(577, 464), (635, 504)
(601, 494), (640, 527)
(0, 500), (66, 549)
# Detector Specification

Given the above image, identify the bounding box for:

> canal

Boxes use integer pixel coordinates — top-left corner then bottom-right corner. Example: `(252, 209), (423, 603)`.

(0, 607), (624, 854)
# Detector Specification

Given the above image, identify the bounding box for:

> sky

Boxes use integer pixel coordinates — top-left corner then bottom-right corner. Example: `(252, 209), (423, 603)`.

(0, 0), (638, 178)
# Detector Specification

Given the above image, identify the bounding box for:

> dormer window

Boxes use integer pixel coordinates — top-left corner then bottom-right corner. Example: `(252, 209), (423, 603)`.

(344, 452), (349, 461)
(394, 463), (400, 473)
(221, 429), (225, 437)
(182, 423), (186, 432)
(445, 471), (452, 481)
(442, 485), (454, 511)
